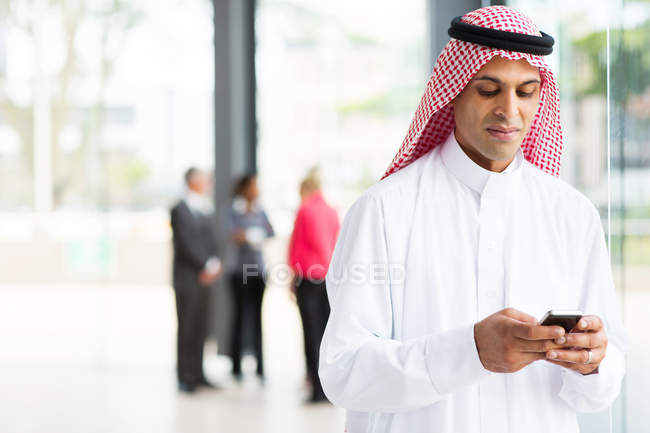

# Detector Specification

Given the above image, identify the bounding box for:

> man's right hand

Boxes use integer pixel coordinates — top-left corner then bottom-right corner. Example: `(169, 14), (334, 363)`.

(474, 308), (566, 373)
(198, 265), (223, 286)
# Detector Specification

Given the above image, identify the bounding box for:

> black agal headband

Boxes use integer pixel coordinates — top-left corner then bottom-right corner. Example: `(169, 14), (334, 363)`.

(448, 16), (554, 56)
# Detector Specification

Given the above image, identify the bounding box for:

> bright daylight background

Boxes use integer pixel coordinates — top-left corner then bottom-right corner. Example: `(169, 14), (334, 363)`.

(0, 0), (648, 432)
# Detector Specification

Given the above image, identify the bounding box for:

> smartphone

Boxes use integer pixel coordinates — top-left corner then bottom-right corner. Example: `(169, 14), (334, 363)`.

(539, 310), (583, 333)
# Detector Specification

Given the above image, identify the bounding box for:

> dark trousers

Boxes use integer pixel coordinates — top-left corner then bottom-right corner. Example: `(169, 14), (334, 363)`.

(230, 273), (265, 376)
(296, 278), (330, 400)
(174, 285), (209, 385)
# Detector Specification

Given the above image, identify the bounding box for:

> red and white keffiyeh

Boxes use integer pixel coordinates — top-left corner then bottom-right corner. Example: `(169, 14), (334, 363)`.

(382, 6), (562, 180)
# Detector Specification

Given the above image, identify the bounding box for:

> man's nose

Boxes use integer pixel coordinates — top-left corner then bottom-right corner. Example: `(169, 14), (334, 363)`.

(494, 91), (519, 120)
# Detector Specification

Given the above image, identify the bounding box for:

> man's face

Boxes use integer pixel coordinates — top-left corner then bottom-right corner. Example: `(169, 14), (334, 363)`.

(189, 171), (212, 195)
(451, 56), (541, 172)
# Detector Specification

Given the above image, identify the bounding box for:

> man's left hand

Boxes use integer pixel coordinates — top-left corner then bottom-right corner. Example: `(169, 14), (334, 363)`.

(545, 315), (607, 375)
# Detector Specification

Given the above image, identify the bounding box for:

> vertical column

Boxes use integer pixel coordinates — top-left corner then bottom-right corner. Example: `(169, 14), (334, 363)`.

(426, 0), (482, 70)
(212, 0), (257, 354)
(214, 0), (256, 205)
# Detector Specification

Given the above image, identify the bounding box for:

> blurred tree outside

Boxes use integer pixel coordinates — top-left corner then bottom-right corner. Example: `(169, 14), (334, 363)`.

(569, 7), (650, 265)
(571, 14), (650, 171)
(0, 0), (143, 210)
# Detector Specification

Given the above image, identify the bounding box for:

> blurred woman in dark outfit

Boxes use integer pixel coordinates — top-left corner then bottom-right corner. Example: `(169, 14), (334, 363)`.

(225, 173), (274, 380)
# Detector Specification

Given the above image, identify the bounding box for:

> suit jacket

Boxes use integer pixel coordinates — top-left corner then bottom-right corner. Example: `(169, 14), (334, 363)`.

(170, 200), (219, 291)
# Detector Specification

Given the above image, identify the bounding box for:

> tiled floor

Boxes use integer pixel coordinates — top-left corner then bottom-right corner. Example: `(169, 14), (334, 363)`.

(0, 364), (344, 433)
(0, 283), (345, 433)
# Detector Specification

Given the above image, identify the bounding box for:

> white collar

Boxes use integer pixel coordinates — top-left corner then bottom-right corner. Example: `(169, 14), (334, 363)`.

(232, 195), (261, 215)
(440, 131), (523, 198)
(184, 190), (213, 214)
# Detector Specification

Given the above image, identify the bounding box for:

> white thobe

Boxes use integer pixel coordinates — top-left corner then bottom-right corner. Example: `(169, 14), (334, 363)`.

(319, 132), (627, 433)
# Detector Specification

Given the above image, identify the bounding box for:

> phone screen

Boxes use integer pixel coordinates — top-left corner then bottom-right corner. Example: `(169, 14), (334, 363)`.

(539, 312), (582, 333)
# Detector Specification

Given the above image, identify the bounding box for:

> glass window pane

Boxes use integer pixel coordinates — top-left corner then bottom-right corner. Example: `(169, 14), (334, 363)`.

(0, 0), (214, 213)
(509, 1), (650, 431)
(256, 0), (428, 234)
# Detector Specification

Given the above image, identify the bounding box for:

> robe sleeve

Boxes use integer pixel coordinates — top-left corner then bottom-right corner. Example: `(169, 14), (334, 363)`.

(557, 205), (627, 412)
(319, 194), (490, 413)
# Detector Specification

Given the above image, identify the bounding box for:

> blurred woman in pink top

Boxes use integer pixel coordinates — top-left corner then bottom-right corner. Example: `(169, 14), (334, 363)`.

(288, 169), (340, 403)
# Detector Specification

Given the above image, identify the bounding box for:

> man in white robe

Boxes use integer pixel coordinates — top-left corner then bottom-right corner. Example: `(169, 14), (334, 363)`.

(319, 6), (627, 433)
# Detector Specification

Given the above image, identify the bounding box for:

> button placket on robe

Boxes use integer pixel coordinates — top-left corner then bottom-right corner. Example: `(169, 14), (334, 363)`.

(477, 175), (511, 433)
(477, 191), (507, 315)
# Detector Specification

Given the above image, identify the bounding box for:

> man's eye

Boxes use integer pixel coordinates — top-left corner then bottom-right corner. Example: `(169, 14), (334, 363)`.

(517, 91), (535, 98)
(478, 89), (498, 96)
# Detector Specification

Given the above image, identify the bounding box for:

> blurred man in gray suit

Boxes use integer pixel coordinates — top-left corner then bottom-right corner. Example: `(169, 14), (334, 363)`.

(170, 167), (223, 392)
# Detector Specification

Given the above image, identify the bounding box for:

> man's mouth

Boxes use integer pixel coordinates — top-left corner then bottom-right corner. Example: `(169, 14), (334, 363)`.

(486, 126), (520, 141)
